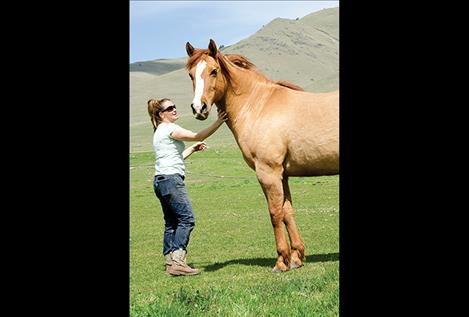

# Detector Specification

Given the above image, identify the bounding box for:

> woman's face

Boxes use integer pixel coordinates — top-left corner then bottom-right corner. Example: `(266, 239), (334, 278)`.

(159, 100), (179, 122)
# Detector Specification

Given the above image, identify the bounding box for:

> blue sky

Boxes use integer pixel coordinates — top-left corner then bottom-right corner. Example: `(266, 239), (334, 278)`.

(130, 1), (339, 63)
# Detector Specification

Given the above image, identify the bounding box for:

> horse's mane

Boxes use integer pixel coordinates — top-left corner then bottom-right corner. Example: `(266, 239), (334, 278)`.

(186, 49), (303, 91)
(225, 54), (255, 69)
(274, 80), (304, 91)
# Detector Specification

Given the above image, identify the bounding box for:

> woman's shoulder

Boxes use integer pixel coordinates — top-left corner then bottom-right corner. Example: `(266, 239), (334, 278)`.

(156, 122), (181, 134)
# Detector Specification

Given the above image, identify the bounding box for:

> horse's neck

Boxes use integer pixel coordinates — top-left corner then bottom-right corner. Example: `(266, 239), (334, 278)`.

(221, 68), (273, 137)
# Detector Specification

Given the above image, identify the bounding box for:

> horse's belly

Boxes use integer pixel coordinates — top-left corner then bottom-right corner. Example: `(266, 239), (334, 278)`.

(284, 147), (339, 176)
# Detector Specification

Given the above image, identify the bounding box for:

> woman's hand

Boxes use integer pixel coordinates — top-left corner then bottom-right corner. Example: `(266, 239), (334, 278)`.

(183, 141), (207, 159)
(216, 109), (228, 124)
(192, 141), (207, 152)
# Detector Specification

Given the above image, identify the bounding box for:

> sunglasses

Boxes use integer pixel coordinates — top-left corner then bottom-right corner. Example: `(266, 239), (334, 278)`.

(161, 105), (176, 113)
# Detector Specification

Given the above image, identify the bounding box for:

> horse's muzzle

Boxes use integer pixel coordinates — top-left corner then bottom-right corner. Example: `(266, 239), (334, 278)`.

(191, 103), (209, 120)
(194, 112), (208, 120)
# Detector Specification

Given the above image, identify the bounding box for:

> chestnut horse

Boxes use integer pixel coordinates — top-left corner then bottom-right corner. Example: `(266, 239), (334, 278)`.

(185, 39), (339, 272)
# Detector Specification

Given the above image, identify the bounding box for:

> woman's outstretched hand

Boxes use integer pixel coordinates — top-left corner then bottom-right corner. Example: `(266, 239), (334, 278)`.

(216, 109), (228, 123)
(192, 141), (207, 152)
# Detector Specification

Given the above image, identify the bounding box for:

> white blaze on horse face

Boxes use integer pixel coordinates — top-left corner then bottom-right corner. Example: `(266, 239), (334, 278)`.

(192, 60), (207, 111)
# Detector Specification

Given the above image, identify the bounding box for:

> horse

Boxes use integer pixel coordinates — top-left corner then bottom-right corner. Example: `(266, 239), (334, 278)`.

(185, 39), (339, 272)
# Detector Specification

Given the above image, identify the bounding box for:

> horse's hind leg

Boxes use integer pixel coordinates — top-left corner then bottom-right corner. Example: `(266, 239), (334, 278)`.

(256, 163), (290, 272)
(282, 177), (305, 269)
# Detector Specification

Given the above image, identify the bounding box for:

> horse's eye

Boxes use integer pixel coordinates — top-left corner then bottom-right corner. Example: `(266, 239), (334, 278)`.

(210, 69), (218, 77)
(188, 73), (193, 80)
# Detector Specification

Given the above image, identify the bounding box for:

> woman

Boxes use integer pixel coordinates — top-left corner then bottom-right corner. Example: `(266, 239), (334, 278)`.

(147, 98), (227, 276)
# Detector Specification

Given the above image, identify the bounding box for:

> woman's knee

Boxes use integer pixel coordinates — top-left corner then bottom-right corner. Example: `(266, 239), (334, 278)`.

(179, 216), (195, 228)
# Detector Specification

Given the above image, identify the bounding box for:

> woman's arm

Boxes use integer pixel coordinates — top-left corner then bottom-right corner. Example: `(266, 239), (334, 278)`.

(171, 110), (228, 142)
(182, 142), (207, 160)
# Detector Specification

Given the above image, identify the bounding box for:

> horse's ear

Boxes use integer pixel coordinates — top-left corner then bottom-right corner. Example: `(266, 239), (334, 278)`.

(208, 39), (218, 57)
(186, 42), (195, 57)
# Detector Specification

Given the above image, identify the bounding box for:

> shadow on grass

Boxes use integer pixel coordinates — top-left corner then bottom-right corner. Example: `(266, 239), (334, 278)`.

(203, 252), (339, 272)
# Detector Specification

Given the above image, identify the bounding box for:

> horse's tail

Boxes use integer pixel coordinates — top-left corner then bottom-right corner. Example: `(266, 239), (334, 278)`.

(275, 80), (304, 91)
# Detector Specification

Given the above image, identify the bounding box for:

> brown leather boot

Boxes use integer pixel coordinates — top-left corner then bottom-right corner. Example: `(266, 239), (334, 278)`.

(167, 249), (200, 276)
(164, 252), (173, 275)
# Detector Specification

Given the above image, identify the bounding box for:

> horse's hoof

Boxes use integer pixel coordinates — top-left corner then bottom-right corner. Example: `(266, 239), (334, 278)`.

(271, 266), (285, 273)
(289, 261), (304, 270)
(272, 263), (289, 273)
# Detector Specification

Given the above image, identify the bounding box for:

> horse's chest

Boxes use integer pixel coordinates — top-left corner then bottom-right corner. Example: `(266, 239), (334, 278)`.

(238, 142), (256, 170)
(234, 134), (256, 170)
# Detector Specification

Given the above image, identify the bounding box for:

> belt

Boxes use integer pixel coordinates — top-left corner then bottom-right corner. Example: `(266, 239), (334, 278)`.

(155, 174), (185, 181)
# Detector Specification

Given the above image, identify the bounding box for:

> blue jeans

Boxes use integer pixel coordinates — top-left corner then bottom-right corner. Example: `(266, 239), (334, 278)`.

(153, 174), (195, 256)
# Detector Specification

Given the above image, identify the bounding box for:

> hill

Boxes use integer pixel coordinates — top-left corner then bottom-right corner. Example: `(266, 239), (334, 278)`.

(222, 8), (339, 90)
(129, 58), (187, 75)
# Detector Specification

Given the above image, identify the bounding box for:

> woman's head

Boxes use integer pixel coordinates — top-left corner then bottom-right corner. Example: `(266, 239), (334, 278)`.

(147, 98), (179, 131)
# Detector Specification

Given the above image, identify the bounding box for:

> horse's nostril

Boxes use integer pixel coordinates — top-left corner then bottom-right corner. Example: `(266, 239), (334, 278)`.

(201, 103), (207, 112)
(191, 104), (196, 115)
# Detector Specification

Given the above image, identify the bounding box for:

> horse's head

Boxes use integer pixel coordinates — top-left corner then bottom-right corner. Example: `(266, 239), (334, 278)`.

(185, 39), (227, 120)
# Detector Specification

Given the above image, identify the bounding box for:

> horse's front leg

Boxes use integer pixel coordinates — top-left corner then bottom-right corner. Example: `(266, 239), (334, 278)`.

(282, 177), (305, 269)
(256, 163), (290, 272)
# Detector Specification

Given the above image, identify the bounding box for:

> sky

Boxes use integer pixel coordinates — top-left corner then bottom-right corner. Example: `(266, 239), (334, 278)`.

(130, 1), (339, 63)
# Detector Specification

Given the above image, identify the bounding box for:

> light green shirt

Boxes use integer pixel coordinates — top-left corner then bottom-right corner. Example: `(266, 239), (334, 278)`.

(153, 122), (186, 176)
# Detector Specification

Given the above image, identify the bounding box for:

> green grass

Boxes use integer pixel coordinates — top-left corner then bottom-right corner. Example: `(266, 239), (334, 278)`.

(130, 146), (339, 316)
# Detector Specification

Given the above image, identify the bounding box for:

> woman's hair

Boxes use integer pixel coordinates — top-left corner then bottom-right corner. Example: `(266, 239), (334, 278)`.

(147, 98), (171, 131)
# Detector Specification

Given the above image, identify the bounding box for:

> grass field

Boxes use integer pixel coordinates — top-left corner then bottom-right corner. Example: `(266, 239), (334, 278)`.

(130, 146), (339, 316)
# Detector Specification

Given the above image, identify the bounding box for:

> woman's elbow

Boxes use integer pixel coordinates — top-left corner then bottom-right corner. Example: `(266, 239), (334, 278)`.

(192, 134), (204, 141)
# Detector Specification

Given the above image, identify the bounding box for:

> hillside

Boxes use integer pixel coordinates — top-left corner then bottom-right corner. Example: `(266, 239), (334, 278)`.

(130, 7), (339, 153)
(222, 8), (339, 90)
(129, 58), (186, 75)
